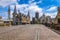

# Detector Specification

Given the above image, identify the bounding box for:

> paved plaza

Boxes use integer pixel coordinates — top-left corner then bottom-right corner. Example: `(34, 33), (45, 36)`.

(0, 24), (60, 40)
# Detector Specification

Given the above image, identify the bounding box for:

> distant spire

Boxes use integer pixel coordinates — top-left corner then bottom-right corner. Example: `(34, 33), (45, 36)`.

(58, 7), (60, 15)
(35, 11), (39, 19)
(8, 5), (10, 19)
(8, 5), (10, 11)
(14, 5), (16, 13)
(27, 11), (30, 17)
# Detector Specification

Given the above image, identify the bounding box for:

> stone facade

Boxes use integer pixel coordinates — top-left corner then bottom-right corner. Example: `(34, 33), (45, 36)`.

(13, 5), (30, 25)
(54, 7), (60, 24)
(40, 14), (46, 24)
(8, 6), (10, 19)
(35, 12), (39, 20)
(46, 16), (51, 24)
(0, 17), (4, 26)
(32, 12), (39, 24)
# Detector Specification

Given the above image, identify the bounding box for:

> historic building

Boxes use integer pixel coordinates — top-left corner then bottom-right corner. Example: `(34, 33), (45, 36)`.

(46, 16), (51, 24)
(26, 11), (30, 24)
(32, 12), (51, 24)
(0, 6), (13, 26)
(13, 5), (30, 25)
(32, 12), (40, 24)
(0, 5), (30, 26)
(3, 6), (13, 26)
(50, 7), (60, 29)
(35, 12), (39, 19)
(0, 16), (4, 26)
(40, 14), (46, 24)
(53, 7), (60, 24)
(8, 6), (10, 19)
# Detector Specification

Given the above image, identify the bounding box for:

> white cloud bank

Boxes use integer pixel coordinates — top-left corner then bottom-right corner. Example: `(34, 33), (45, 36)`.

(10, 3), (43, 20)
(0, 0), (57, 19)
(46, 6), (57, 18)
(47, 6), (57, 11)
(0, 0), (17, 7)
(45, 12), (57, 18)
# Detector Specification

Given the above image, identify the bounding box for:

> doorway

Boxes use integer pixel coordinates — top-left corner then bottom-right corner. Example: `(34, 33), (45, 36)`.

(58, 18), (60, 24)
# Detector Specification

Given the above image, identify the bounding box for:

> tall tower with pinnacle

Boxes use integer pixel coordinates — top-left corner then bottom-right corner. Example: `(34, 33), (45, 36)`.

(13, 5), (17, 25)
(56, 7), (60, 24)
(14, 5), (16, 13)
(27, 11), (30, 24)
(27, 11), (30, 17)
(8, 5), (10, 19)
(35, 12), (39, 19)
(57, 7), (60, 15)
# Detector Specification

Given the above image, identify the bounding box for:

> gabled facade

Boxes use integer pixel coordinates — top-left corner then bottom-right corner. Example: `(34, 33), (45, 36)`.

(40, 14), (46, 24)
(13, 5), (30, 25)
(54, 7), (60, 24)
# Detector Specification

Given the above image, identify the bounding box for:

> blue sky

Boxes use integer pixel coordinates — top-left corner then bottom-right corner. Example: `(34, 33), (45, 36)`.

(0, 0), (60, 19)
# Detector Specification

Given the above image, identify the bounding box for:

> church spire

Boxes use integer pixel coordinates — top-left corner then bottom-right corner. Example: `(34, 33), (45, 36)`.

(58, 7), (60, 15)
(35, 11), (39, 19)
(14, 5), (16, 13)
(8, 5), (10, 19)
(27, 11), (30, 17)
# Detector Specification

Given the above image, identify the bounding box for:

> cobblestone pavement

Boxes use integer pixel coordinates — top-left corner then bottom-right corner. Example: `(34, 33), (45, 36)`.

(0, 24), (60, 40)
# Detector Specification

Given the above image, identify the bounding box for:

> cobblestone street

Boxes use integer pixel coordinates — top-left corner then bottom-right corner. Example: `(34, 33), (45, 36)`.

(0, 24), (60, 40)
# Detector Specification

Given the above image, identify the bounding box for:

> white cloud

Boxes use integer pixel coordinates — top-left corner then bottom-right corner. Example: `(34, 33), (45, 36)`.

(2, 10), (14, 19)
(10, 4), (29, 15)
(47, 6), (57, 11)
(10, 11), (13, 18)
(29, 0), (35, 4)
(1, 12), (8, 19)
(11, 4), (29, 9)
(29, 0), (42, 6)
(46, 6), (57, 18)
(45, 12), (57, 18)
(28, 5), (42, 12)
(10, 3), (43, 20)
(0, 0), (43, 20)
(28, 5), (43, 19)
(10, 4), (57, 19)
(10, 3), (43, 14)
(37, 0), (42, 3)
(0, 0), (17, 7)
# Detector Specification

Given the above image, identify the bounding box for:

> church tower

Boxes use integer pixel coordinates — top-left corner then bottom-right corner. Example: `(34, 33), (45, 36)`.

(56, 7), (60, 24)
(58, 7), (60, 15)
(8, 6), (10, 19)
(13, 5), (17, 25)
(35, 12), (39, 19)
(14, 5), (17, 13)
(27, 11), (30, 17)
(54, 7), (60, 24)
(27, 11), (30, 24)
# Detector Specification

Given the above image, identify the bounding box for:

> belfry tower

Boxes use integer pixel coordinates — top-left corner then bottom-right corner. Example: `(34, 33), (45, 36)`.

(57, 7), (60, 15)
(57, 7), (60, 24)
(55, 7), (60, 24)
(14, 5), (16, 13)
(35, 12), (39, 19)
(13, 5), (17, 25)
(8, 6), (10, 19)
(27, 11), (30, 17)
(27, 11), (30, 24)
